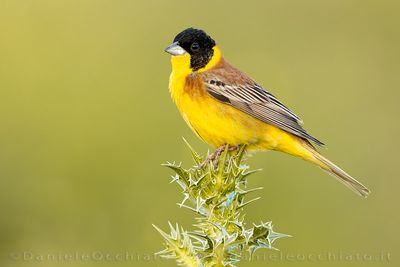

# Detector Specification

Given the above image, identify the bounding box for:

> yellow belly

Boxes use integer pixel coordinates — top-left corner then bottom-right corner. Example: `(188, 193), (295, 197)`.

(179, 91), (265, 148)
(169, 71), (307, 154)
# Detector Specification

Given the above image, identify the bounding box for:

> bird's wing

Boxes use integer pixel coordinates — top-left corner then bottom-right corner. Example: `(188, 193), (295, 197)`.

(199, 64), (324, 146)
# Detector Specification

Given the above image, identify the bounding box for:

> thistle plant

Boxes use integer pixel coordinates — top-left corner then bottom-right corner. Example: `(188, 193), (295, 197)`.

(153, 141), (289, 266)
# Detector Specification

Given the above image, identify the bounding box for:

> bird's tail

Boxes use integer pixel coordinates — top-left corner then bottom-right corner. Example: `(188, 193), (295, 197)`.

(302, 142), (370, 197)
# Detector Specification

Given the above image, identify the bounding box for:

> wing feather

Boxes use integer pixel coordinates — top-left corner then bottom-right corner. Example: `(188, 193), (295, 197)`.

(200, 69), (324, 146)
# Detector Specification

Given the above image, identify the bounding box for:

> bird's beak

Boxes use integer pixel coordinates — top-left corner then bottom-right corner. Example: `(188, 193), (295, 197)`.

(164, 42), (186, 56)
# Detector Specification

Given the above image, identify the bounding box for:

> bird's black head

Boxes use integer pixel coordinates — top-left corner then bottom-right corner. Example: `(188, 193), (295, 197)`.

(165, 28), (216, 71)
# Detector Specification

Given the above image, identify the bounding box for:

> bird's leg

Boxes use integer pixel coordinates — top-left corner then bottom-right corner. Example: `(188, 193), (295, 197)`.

(228, 144), (240, 152)
(198, 144), (241, 169)
(198, 144), (228, 169)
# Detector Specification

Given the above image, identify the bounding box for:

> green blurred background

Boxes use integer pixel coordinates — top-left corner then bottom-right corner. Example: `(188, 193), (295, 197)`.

(0, 0), (399, 266)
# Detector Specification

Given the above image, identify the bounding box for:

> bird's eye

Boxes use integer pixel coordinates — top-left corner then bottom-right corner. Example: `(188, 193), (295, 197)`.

(190, 42), (200, 52)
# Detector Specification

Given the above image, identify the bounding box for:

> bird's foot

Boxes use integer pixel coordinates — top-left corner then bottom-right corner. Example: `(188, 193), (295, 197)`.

(198, 145), (226, 169)
(228, 144), (240, 152)
(198, 144), (240, 169)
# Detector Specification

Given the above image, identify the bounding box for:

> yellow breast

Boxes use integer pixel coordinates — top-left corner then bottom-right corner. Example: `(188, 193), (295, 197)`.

(168, 47), (304, 153)
(168, 49), (263, 148)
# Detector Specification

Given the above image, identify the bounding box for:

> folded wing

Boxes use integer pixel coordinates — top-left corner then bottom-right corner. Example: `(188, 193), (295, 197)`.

(200, 69), (324, 146)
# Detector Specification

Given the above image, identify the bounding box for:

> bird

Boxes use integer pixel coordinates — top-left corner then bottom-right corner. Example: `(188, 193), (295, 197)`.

(164, 27), (370, 197)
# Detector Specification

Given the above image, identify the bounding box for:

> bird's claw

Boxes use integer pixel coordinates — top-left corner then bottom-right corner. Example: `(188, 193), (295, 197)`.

(198, 144), (240, 170)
